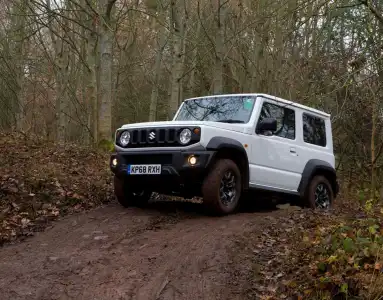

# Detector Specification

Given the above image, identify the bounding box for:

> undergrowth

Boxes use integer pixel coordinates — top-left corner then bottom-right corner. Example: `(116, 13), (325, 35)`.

(229, 201), (383, 300)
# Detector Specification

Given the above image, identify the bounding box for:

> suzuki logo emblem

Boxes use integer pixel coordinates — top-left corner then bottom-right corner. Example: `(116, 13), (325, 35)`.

(149, 131), (156, 140)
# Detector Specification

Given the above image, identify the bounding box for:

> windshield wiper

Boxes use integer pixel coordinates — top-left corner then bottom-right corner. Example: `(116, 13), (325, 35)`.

(216, 119), (245, 124)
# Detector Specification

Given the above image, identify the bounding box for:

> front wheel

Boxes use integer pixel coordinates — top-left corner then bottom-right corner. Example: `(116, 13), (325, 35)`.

(114, 176), (152, 208)
(305, 175), (334, 209)
(202, 159), (242, 215)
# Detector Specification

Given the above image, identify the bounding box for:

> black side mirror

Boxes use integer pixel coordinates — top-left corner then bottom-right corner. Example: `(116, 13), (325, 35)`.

(257, 118), (277, 134)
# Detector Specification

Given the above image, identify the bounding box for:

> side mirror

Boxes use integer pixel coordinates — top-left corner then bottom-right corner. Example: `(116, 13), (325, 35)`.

(257, 118), (277, 134)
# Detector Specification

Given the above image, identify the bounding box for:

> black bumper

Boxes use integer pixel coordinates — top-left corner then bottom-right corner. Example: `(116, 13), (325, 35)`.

(110, 146), (215, 193)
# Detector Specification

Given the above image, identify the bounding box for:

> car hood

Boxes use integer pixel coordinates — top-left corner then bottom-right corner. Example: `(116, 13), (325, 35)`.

(120, 120), (249, 134)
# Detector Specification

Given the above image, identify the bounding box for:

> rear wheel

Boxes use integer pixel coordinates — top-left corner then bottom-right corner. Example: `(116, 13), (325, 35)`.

(305, 175), (333, 209)
(114, 176), (152, 208)
(202, 159), (242, 215)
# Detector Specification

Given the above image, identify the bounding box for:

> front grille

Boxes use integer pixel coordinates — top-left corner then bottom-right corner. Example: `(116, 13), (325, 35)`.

(130, 128), (177, 146)
(122, 154), (172, 165)
(116, 127), (200, 148)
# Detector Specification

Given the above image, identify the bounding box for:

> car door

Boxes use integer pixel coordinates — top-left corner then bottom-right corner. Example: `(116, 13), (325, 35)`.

(249, 98), (304, 192)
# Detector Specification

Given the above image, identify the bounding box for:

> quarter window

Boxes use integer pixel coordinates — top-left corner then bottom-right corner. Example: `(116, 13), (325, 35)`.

(257, 102), (295, 140)
(302, 113), (326, 147)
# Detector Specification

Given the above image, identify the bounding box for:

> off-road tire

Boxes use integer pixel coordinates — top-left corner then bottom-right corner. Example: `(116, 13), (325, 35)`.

(305, 175), (334, 209)
(114, 175), (152, 208)
(202, 159), (242, 215)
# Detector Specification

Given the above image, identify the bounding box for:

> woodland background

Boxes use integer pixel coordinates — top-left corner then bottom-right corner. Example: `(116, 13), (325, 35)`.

(0, 0), (382, 200)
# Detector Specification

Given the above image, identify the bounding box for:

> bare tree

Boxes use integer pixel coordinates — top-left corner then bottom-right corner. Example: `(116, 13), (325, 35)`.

(168, 0), (187, 120)
(98, 0), (116, 143)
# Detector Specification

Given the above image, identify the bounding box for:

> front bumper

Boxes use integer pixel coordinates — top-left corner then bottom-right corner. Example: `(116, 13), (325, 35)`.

(110, 146), (215, 193)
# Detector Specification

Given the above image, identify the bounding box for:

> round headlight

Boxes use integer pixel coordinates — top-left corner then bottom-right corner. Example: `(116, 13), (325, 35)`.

(119, 131), (130, 146)
(179, 128), (192, 145)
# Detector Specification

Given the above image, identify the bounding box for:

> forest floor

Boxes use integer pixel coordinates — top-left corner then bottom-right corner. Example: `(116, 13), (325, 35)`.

(0, 133), (383, 300)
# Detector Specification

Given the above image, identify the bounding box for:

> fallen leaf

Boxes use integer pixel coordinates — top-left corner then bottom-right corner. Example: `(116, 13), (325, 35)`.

(21, 218), (30, 227)
(304, 289), (312, 295)
(327, 255), (337, 263)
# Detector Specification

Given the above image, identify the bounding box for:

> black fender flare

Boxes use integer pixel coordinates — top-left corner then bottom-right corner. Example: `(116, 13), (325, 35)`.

(298, 159), (338, 197)
(206, 137), (250, 190)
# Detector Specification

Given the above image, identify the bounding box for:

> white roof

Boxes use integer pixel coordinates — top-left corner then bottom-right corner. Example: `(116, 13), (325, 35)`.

(184, 93), (330, 118)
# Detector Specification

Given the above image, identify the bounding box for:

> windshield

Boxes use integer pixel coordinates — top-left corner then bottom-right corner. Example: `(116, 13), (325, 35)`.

(175, 96), (256, 123)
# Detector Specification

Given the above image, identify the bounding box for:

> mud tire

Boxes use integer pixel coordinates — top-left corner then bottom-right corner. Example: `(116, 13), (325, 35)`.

(305, 175), (334, 209)
(202, 159), (242, 215)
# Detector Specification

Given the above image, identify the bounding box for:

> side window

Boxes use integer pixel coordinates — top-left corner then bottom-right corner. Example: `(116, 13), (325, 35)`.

(302, 113), (326, 147)
(257, 102), (295, 140)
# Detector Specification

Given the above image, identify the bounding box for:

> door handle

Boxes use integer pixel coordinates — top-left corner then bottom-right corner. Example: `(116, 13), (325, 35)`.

(290, 148), (298, 155)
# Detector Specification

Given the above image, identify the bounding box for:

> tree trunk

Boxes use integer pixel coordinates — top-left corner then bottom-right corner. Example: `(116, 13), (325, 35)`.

(168, 0), (186, 120)
(12, 0), (27, 131)
(149, 2), (166, 121)
(370, 89), (378, 201)
(212, 0), (227, 94)
(187, 20), (201, 98)
(46, 0), (71, 142)
(98, 0), (116, 142)
(56, 52), (69, 143)
(84, 0), (99, 143)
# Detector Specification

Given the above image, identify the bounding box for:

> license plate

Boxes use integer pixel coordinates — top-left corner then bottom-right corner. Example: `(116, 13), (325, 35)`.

(127, 164), (161, 175)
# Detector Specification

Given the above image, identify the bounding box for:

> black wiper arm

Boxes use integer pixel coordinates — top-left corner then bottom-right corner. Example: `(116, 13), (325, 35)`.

(216, 119), (245, 124)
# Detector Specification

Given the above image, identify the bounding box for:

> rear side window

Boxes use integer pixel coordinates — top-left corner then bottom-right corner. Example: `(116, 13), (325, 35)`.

(302, 113), (326, 147)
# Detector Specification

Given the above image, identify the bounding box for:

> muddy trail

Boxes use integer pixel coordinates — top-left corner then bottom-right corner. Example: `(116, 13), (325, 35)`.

(0, 198), (292, 300)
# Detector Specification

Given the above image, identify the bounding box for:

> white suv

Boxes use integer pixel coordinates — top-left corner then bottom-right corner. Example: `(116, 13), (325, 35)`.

(110, 94), (339, 215)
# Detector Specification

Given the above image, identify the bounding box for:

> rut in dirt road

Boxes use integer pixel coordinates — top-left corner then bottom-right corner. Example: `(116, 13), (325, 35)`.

(0, 200), (286, 300)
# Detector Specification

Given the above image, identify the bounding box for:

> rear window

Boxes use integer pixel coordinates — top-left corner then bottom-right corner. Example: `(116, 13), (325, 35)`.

(302, 113), (326, 147)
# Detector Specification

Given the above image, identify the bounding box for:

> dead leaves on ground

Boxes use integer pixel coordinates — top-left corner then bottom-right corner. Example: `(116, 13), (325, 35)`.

(0, 133), (113, 245)
(231, 206), (383, 300)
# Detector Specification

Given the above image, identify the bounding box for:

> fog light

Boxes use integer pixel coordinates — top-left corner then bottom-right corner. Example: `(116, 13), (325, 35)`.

(188, 155), (197, 166)
(112, 158), (118, 166)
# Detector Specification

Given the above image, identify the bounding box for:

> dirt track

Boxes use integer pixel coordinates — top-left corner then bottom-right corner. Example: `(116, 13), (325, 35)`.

(0, 199), (289, 300)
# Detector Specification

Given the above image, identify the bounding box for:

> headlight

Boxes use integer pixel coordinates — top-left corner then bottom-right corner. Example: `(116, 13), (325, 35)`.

(179, 128), (192, 145)
(119, 131), (130, 146)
